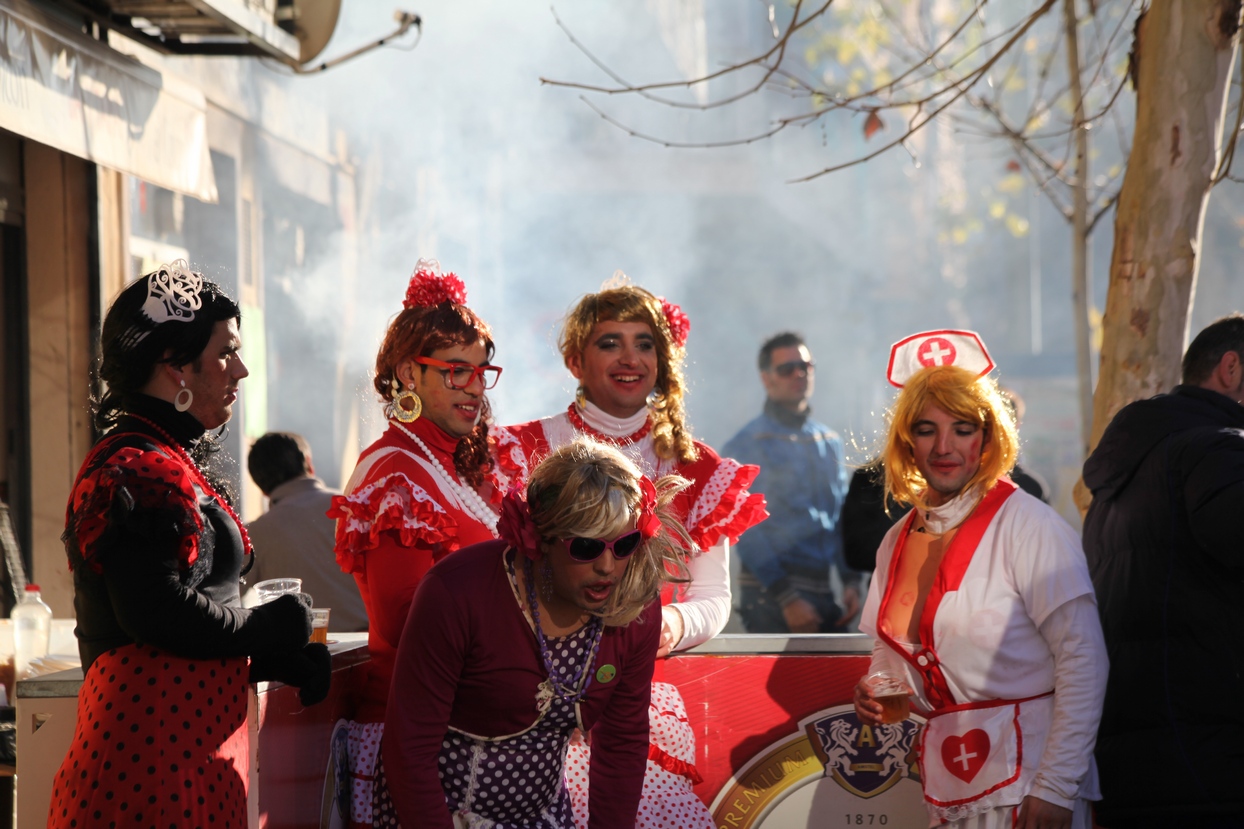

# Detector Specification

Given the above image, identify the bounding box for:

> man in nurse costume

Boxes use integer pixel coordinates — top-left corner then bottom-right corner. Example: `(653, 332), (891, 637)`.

(854, 330), (1107, 829)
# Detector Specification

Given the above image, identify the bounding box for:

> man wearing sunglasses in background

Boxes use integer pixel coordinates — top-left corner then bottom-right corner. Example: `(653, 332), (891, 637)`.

(724, 332), (861, 634)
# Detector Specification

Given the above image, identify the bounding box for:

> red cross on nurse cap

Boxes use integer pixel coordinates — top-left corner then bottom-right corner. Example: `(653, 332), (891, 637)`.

(886, 329), (995, 388)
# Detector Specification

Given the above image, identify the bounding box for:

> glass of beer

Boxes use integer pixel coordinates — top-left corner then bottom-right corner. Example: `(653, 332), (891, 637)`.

(310, 608), (331, 645)
(866, 671), (912, 724)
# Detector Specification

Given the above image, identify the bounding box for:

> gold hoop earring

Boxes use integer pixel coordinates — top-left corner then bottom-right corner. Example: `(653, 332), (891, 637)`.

(393, 387), (422, 423)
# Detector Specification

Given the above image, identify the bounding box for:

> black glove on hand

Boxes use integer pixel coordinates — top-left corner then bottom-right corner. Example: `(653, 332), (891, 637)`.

(244, 593), (312, 652)
(248, 642), (333, 706)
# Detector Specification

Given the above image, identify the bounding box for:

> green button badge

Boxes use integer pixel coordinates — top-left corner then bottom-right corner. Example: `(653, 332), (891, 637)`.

(595, 664), (617, 684)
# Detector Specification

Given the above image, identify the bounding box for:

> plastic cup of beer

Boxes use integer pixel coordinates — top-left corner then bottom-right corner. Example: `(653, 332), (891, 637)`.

(254, 578), (302, 604)
(310, 608), (331, 645)
(866, 671), (912, 724)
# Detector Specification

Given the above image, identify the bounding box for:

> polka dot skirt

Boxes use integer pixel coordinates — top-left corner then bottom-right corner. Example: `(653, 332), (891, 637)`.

(566, 681), (713, 829)
(48, 643), (251, 829)
(371, 624), (595, 828)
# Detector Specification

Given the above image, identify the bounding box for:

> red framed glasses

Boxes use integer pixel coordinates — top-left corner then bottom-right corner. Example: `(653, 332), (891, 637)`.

(565, 530), (643, 562)
(414, 357), (503, 390)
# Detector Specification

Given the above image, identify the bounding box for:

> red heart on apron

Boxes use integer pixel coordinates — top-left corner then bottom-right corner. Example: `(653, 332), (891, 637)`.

(941, 729), (990, 783)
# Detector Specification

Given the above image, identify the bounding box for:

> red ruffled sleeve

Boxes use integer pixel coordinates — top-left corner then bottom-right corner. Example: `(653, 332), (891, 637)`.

(676, 443), (769, 552)
(66, 442), (203, 574)
(328, 472), (459, 576)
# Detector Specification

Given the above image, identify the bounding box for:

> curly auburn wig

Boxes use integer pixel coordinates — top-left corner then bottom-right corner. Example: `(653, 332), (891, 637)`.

(374, 302), (496, 488)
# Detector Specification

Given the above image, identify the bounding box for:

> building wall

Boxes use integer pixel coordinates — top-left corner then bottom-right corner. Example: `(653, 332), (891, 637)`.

(24, 142), (94, 616)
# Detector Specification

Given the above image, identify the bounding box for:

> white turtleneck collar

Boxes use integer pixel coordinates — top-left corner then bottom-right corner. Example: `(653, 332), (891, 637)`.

(920, 484), (984, 535)
(577, 399), (650, 438)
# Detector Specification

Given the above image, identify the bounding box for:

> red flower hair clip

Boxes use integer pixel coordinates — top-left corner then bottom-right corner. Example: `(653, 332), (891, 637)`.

(660, 298), (690, 349)
(403, 258), (468, 310)
(636, 477), (663, 540)
(498, 486), (542, 560)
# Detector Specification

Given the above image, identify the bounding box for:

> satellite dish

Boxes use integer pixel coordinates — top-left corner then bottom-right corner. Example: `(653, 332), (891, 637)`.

(276, 0), (343, 64)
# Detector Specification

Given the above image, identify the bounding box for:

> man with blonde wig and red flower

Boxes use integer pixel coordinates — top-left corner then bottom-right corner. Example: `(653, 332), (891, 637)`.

(854, 331), (1107, 829)
(330, 260), (504, 826)
(497, 278), (767, 828)
(383, 437), (692, 829)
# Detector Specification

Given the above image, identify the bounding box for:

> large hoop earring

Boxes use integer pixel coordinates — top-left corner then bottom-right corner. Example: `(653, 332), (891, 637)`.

(646, 388), (664, 410)
(393, 387), (422, 423)
(575, 385), (588, 409)
(174, 383), (194, 413)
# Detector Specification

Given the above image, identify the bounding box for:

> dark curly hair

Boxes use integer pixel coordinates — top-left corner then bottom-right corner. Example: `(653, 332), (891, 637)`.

(373, 302), (495, 489)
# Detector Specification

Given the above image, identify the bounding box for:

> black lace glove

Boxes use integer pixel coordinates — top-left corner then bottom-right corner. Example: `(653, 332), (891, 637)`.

(248, 642), (333, 706)
(243, 593), (313, 652)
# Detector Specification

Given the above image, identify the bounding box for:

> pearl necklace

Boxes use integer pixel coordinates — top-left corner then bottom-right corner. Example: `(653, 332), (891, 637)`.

(566, 403), (652, 445)
(124, 413), (253, 557)
(392, 420), (499, 536)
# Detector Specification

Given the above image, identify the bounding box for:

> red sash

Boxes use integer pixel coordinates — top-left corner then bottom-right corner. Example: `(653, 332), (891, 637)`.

(875, 479), (1018, 709)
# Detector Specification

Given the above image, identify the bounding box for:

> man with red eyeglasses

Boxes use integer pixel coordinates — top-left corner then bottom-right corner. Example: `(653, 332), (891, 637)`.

(723, 331), (861, 634)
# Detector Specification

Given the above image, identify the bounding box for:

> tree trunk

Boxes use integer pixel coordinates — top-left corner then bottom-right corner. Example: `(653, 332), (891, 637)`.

(1075, 0), (1241, 514)
(1064, 0), (1093, 457)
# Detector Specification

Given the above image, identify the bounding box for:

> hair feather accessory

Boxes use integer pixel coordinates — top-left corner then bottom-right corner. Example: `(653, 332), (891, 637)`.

(403, 258), (468, 310)
(659, 298), (690, 349)
(117, 260), (204, 351)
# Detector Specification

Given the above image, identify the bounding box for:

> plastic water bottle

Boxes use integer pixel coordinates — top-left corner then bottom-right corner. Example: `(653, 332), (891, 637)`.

(12, 584), (52, 679)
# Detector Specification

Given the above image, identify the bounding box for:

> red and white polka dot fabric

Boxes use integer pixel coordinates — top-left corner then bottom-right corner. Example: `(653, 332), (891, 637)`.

(566, 682), (713, 829)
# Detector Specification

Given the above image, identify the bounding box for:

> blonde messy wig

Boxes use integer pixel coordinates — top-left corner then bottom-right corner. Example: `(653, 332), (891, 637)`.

(559, 284), (697, 464)
(527, 437), (692, 627)
(883, 366), (1019, 512)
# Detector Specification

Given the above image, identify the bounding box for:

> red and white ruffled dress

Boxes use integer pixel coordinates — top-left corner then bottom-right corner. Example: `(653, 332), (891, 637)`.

(330, 418), (499, 828)
(497, 401), (768, 829)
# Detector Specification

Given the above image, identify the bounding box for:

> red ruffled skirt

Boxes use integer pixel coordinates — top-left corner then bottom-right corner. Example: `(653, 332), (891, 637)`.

(47, 643), (251, 828)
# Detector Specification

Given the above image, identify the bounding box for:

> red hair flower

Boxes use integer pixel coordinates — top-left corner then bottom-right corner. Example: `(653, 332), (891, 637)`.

(660, 298), (690, 349)
(636, 477), (663, 539)
(498, 486), (542, 560)
(403, 259), (468, 310)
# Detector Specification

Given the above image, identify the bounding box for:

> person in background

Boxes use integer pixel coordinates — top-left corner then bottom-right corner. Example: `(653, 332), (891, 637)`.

(246, 431), (367, 632)
(999, 388), (1050, 503)
(723, 331), (860, 632)
(855, 329), (1106, 829)
(498, 279), (766, 829)
(329, 259), (502, 827)
(1082, 314), (1244, 827)
(384, 438), (692, 829)
(50, 262), (328, 829)
(841, 458), (911, 573)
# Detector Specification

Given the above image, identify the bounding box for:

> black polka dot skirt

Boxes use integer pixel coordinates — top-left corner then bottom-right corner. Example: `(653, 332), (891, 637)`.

(48, 643), (251, 829)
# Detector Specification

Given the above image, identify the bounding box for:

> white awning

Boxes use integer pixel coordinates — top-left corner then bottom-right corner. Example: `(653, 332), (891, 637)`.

(0, 0), (217, 202)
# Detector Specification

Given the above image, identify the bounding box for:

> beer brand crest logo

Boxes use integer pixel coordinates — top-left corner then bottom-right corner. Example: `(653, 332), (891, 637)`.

(805, 710), (921, 798)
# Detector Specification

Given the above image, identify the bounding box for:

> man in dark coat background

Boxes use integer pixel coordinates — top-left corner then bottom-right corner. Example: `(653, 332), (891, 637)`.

(1082, 314), (1244, 828)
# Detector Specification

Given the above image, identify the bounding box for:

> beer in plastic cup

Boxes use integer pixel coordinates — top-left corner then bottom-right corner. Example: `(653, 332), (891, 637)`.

(866, 671), (912, 724)
(310, 608), (330, 645)
(254, 578), (303, 604)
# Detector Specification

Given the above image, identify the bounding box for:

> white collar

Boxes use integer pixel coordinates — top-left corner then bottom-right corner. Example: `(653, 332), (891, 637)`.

(920, 485), (983, 534)
(577, 400), (650, 438)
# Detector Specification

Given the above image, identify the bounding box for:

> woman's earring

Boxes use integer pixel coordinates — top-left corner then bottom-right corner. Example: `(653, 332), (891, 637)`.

(393, 382), (422, 423)
(575, 385), (588, 409)
(646, 388), (664, 410)
(174, 380), (194, 413)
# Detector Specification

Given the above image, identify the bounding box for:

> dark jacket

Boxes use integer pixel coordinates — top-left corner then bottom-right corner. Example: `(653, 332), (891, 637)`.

(1082, 385), (1244, 822)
